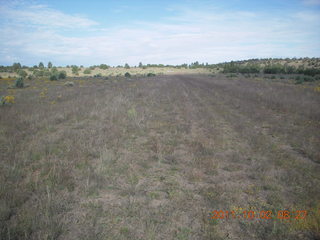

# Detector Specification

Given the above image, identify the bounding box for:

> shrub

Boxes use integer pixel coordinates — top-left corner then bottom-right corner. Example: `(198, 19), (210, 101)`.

(83, 69), (91, 74)
(50, 74), (58, 81)
(71, 66), (80, 75)
(295, 76), (304, 84)
(124, 63), (130, 69)
(147, 73), (156, 77)
(99, 64), (109, 70)
(15, 77), (24, 88)
(303, 75), (315, 82)
(94, 73), (102, 77)
(58, 71), (67, 79)
(17, 69), (28, 78)
(1, 95), (15, 105)
(124, 72), (131, 77)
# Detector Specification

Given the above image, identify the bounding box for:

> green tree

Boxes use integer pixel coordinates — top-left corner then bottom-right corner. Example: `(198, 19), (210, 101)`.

(12, 63), (21, 71)
(124, 63), (130, 69)
(39, 62), (44, 68)
(139, 62), (143, 68)
(48, 62), (53, 68)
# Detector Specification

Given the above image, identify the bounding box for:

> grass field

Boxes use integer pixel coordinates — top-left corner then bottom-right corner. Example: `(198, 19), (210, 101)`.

(0, 74), (319, 239)
(0, 66), (212, 79)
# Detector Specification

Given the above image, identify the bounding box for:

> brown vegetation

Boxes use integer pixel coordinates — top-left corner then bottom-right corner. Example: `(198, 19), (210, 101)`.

(0, 74), (319, 239)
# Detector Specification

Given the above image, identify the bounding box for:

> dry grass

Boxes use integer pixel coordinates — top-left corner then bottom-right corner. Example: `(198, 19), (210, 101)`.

(0, 74), (319, 239)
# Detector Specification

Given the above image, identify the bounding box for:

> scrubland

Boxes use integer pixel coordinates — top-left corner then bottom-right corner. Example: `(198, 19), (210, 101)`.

(0, 73), (319, 239)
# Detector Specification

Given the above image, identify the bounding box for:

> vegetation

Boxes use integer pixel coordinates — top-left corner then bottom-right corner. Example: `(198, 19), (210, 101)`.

(147, 73), (156, 77)
(124, 72), (131, 77)
(83, 69), (92, 74)
(0, 73), (319, 239)
(99, 64), (109, 70)
(14, 77), (24, 88)
(38, 62), (44, 68)
(71, 65), (80, 75)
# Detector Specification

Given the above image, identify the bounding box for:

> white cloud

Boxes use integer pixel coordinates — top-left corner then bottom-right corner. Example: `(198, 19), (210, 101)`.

(0, 3), (97, 29)
(0, 2), (319, 66)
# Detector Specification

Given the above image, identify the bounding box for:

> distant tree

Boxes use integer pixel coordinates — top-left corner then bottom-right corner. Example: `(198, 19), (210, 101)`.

(39, 62), (44, 68)
(124, 63), (130, 69)
(12, 63), (21, 71)
(48, 62), (53, 68)
(138, 62), (143, 68)
(99, 64), (109, 70)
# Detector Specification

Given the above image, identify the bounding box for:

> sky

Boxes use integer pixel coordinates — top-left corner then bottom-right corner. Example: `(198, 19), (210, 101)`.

(0, 0), (320, 66)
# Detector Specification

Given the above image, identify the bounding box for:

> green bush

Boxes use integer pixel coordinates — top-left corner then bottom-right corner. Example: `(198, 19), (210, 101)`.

(71, 66), (79, 75)
(15, 77), (24, 88)
(17, 69), (28, 78)
(295, 76), (304, 84)
(50, 74), (58, 81)
(83, 69), (91, 74)
(99, 64), (109, 70)
(303, 75), (315, 82)
(124, 72), (131, 77)
(58, 71), (67, 79)
(147, 73), (156, 77)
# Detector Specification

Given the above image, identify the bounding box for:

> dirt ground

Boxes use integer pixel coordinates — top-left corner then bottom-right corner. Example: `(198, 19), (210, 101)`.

(0, 74), (319, 239)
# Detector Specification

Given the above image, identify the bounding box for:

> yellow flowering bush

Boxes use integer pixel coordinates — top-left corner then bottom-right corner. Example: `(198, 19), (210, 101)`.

(1, 95), (15, 105)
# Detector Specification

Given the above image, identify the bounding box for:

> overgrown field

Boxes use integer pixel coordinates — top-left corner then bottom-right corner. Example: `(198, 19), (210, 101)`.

(0, 74), (319, 239)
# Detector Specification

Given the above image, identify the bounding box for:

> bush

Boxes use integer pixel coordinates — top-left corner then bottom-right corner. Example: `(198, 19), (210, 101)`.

(17, 69), (28, 78)
(71, 66), (79, 75)
(94, 73), (102, 77)
(303, 75), (315, 82)
(58, 71), (67, 79)
(83, 69), (91, 74)
(147, 73), (156, 77)
(15, 77), (24, 88)
(124, 72), (131, 77)
(50, 74), (58, 81)
(99, 64), (109, 70)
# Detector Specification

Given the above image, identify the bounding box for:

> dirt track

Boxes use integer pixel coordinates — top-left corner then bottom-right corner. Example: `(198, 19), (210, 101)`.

(1, 74), (319, 239)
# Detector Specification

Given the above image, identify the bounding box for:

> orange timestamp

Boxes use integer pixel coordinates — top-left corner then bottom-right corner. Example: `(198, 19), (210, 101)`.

(210, 210), (307, 220)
